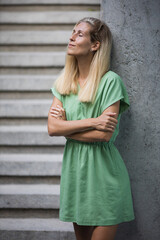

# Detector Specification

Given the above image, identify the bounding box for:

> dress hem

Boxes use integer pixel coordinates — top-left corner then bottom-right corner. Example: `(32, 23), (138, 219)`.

(59, 216), (135, 226)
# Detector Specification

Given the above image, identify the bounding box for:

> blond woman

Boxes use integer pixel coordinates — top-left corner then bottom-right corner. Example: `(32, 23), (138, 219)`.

(48, 17), (135, 240)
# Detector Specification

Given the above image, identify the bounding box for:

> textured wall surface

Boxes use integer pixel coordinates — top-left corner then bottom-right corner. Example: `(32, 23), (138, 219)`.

(101, 0), (160, 239)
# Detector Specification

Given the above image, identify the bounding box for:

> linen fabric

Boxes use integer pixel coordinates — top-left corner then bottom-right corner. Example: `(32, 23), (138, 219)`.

(50, 70), (135, 226)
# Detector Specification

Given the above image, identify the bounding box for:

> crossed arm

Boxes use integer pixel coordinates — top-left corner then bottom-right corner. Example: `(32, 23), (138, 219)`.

(48, 96), (120, 142)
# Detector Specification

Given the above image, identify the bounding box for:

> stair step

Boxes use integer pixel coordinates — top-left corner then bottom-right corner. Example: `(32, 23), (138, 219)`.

(0, 31), (71, 45)
(0, 218), (75, 240)
(0, 208), (60, 218)
(0, 75), (56, 91)
(0, 184), (60, 208)
(0, 99), (51, 117)
(0, 67), (62, 76)
(0, 52), (65, 67)
(0, 154), (62, 176)
(0, 125), (66, 146)
(0, 0), (99, 5)
(0, 11), (99, 24)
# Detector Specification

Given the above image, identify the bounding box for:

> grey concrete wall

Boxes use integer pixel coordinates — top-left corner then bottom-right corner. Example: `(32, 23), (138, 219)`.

(101, 0), (160, 240)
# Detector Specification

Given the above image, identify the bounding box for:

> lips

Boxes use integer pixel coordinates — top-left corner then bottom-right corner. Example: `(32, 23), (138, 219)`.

(68, 43), (75, 47)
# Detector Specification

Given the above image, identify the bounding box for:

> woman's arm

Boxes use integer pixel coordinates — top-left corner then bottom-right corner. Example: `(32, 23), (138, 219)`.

(48, 96), (118, 136)
(66, 101), (120, 142)
(65, 129), (109, 142)
(48, 97), (95, 136)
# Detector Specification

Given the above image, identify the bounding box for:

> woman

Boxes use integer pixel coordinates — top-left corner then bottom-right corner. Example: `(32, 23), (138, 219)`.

(48, 17), (135, 240)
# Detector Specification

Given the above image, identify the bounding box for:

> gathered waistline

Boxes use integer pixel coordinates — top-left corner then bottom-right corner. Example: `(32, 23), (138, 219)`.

(65, 137), (113, 146)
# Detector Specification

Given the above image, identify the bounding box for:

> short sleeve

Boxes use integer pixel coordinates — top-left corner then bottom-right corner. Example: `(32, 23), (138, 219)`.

(50, 86), (62, 102)
(100, 75), (130, 114)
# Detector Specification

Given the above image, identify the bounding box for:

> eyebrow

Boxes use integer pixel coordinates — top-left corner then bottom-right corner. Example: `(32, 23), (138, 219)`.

(72, 29), (86, 34)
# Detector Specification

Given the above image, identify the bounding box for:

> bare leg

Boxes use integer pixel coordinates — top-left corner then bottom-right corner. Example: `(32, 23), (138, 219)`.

(91, 225), (118, 240)
(73, 222), (95, 240)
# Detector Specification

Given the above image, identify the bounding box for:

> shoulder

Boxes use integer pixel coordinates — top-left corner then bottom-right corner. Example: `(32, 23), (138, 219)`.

(102, 70), (122, 82)
(103, 70), (120, 78)
(50, 86), (63, 102)
(100, 70), (124, 89)
(99, 71), (130, 114)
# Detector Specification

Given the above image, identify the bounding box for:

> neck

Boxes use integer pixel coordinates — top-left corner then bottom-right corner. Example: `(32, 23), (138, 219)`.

(76, 53), (93, 83)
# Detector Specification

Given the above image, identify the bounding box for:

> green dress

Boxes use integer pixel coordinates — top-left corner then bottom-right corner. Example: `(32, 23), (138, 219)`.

(50, 70), (135, 226)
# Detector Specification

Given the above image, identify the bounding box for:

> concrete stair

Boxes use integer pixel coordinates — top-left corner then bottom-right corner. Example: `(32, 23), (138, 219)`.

(0, 0), (99, 5)
(0, 125), (66, 145)
(0, 0), (100, 239)
(0, 154), (63, 176)
(0, 99), (53, 117)
(0, 218), (75, 240)
(0, 52), (66, 67)
(0, 31), (71, 45)
(0, 184), (60, 208)
(0, 11), (99, 24)
(0, 75), (57, 91)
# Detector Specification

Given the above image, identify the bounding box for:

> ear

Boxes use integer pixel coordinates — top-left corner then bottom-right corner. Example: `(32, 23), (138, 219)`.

(91, 41), (100, 52)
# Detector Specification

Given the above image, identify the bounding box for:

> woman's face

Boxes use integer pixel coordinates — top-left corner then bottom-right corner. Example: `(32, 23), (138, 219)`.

(67, 22), (94, 57)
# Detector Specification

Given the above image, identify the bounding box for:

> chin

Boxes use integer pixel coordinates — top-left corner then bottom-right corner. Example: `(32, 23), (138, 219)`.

(67, 51), (76, 56)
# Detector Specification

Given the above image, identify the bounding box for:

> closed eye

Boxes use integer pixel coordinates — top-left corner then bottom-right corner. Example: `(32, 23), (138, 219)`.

(72, 29), (84, 37)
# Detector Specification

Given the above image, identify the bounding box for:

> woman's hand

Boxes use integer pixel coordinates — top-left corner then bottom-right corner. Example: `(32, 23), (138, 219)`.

(95, 112), (118, 132)
(50, 104), (67, 120)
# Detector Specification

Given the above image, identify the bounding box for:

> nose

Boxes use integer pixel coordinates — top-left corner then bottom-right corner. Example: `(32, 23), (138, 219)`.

(70, 33), (76, 42)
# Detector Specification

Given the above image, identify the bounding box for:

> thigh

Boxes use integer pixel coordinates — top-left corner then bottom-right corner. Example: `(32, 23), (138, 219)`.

(73, 222), (95, 240)
(91, 224), (118, 240)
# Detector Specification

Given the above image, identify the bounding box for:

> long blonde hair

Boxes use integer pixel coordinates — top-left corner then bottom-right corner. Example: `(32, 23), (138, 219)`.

(53, 17), (112, 103)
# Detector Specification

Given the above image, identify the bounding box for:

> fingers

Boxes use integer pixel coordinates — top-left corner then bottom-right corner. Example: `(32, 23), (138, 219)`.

(105, 117), (118, 126)
(50, 104), (66, 120)
(50, 108), (59, 117)
(50, 108), (60, 115)
(104, 113), (118, 124)
(50, 105), (65, 114)
(102, 112), (118, 120)
(102, 113), (118, 131)
(55, 104), (65, 112)
(105, 112), (117, 116)
(57, 104), (65, 111)
(106, 123), (116, 131)
(100, 126), (115, 133)
(107, 127), (115, 132)
(50, 113), (58, 117)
